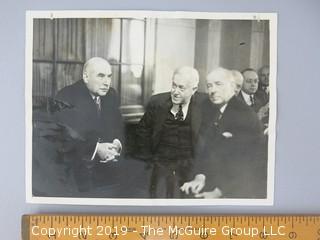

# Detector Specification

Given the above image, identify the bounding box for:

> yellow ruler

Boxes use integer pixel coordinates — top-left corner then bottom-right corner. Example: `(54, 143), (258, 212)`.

(22, 215), (320, 240)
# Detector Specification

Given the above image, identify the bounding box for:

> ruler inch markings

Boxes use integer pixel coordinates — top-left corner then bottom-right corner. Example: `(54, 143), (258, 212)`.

(23, 215), (320, 240)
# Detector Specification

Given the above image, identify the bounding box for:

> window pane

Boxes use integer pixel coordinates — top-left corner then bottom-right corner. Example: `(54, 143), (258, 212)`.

(33, 63), (53, 107)
(121, 19), (145, 65)
(56, 63), (83, 92)
(56, 19), (85, 61)
(110, 64), (120, 92)
(85, 19), (121, 64)
(33, 19), (54, 61)
(120, 64), (143, 105)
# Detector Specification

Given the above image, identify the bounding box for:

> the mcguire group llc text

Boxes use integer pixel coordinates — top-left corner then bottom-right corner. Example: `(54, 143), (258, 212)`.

(31, 224), (287, 238)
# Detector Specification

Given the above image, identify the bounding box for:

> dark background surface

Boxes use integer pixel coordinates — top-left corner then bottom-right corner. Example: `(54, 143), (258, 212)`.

(0, 0), (320, 239)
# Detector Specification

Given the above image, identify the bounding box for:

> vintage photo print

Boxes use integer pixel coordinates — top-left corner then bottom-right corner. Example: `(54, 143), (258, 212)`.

(26, 11), (277, 205)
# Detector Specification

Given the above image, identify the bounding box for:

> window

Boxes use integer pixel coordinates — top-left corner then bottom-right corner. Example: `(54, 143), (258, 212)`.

(33, 18), (154, 122)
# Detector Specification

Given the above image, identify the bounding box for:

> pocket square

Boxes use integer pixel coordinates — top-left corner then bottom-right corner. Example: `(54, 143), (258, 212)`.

(222, 132), (233, 138)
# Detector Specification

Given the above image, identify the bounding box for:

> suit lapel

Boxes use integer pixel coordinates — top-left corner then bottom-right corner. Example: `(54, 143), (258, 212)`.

(190, 94), (202, 146)
(218, 96), (238, 131)
(238, 91), (246, 105)
(153, 97), (172, 149)
(76, 82), (96, 114)
(152, 93), (203, 150)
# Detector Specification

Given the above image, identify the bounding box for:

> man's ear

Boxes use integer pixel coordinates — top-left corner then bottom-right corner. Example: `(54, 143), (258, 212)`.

(83, 71), (88, 83)
(230, 81), (236, 92)
(192, 86), (198, 93)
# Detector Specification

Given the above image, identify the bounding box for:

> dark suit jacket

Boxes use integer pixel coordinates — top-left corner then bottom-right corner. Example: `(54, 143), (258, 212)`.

(135, 92), (207, 163)
(238, 91), (264, 113)
(54, 80), (124, 192)
(197, 96), (267, 198)
(256, 88), (269, 106)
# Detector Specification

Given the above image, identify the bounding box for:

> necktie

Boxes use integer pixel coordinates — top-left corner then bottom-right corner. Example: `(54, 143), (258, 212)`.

(175, 104), (184, 121)
(250, 95), (255, 106)
(94, 96), (101, 117)
(213, 110), (222, 126)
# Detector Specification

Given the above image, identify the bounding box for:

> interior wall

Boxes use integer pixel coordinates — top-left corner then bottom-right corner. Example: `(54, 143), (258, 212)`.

(194, 19), (270, 91)
(219, 20), (253, 71)
(250, 21), (270, 70)
(153, 19), (196, 94)
(194, 20), (222, 92)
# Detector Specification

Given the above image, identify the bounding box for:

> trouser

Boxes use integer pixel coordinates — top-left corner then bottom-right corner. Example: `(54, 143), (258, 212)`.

(149, 161), (191, 198)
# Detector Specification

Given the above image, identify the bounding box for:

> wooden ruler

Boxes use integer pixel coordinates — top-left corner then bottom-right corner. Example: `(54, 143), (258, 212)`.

(22, 215), (320, 240)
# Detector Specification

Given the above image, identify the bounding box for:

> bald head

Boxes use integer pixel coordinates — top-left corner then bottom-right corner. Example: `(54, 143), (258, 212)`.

(206, 67), (236, 106)
(83, 57), (111, 75)
(171, 66), (199, 105)
(83, 57), (112, 96)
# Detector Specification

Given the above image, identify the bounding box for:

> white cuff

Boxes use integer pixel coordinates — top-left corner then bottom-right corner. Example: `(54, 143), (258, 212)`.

(195, 174), (206, 181)
(112, 138), (122, 154)
(212, 187), (223, 198)
(90, 142), (99, 160)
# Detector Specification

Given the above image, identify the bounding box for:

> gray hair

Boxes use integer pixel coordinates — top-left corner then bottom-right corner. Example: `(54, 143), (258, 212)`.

(258, 65), (270, 75)
(173, 66), (199, 88)
(241, 68), (257, 76)
(231, 70), (244, 85)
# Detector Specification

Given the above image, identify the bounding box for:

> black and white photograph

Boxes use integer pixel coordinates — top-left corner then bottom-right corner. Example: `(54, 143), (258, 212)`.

(26, 11), (277, 205)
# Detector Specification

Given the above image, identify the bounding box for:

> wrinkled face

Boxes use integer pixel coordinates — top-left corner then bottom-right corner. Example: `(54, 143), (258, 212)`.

(242, 71), (259, 95)
(83, 61), (112, 96)
(171, 73), (197, 105)
(207, 75), (235, 106)
(260, 67), (270, 86)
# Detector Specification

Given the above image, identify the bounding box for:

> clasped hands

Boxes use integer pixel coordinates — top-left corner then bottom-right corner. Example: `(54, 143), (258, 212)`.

(96, 139), (122, 163)
(180, 174), (222, 199)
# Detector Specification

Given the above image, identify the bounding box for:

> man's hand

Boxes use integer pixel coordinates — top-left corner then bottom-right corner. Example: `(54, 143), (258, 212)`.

(97, 142), (120, 163)
(257, 103), (269, 120)
(194, 187), (223, 199)
(180, 174), (206, 195)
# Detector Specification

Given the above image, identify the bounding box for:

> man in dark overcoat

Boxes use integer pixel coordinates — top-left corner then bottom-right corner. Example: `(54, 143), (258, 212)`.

(181, 67), (266, 199)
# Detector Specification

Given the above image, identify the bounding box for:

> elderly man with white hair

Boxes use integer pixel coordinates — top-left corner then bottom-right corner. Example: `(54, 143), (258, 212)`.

(136, 66), (207, 198)
(181, 67), (266, 199)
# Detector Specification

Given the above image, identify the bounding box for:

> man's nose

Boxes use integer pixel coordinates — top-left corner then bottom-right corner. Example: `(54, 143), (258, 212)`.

(209, 86), (216, 94)
(172, 88), (180, 95)
(103, 78), (111, 85)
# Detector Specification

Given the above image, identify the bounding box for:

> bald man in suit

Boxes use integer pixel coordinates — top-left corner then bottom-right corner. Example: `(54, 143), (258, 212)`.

(54, 57), (124, 196)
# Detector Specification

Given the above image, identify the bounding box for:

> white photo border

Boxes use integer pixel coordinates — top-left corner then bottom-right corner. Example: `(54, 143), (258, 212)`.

(26, 10), (277, 206)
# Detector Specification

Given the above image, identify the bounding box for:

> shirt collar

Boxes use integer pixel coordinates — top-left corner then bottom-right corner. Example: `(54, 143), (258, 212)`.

(90, 93), (100, 100)
(219, 104), (227, 114)
(241, 90), (253, 106)
(170, 100), (191, 121)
